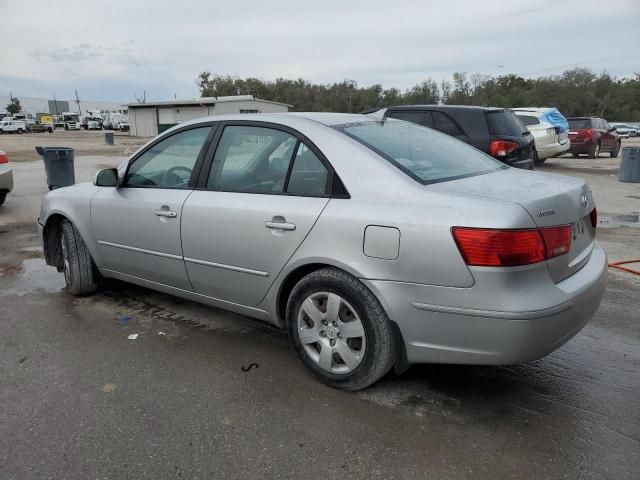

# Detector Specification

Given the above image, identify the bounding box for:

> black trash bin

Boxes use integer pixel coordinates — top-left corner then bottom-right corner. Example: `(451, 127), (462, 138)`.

(36, 146), (75, 190)
(105, 132), (114, 145)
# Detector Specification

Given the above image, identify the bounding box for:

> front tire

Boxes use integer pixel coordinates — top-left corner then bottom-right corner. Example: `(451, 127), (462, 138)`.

(287, 267), (395, 390)
(0, 192), (6, 206)
(60, 220), (98, 295)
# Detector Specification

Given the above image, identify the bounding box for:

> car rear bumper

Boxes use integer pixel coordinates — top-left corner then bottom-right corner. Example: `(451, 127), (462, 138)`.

(363, 243), (607, 365)
(568, 140), (596, 153)
(0, 165), (14, 192)
(537, 141), (570, 159)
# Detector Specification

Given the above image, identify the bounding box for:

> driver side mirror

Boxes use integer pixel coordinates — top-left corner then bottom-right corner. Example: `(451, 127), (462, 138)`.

(94, 168), (119, 187)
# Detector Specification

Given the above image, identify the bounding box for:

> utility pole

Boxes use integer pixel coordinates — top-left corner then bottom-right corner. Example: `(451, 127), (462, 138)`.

(75, 89), (81, 115)
(53, 92), (59, 116)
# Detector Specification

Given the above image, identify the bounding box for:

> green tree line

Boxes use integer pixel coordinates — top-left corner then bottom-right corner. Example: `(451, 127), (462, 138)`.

(197, 68), (640, 121)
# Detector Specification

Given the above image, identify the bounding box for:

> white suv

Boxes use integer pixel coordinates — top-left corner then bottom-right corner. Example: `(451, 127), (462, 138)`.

(513, 108), (570, 164)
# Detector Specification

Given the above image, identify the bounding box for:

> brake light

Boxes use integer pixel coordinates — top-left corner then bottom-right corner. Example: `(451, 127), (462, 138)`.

(0, 151), (8, 164)
(540, 226), (571, 258)
(584, 128), (594, 139)
(590, 207), (597, 229)
(489, 140), (519, 157)
(452, 226), (571, 267)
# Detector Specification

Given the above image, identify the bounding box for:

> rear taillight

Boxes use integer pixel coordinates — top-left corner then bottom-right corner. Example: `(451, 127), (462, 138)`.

(540, 226), (571, 258)
(452, 226), (571, 267)
(489, 140), (519, 157)
(584, 128), (594, 139)
(546, 127), (556, 136)
(0, 151), (8, 164)
(590, 207), (597, 229)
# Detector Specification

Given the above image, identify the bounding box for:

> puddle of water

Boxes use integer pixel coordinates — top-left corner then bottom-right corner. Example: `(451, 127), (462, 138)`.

(0, 258), (65, 296)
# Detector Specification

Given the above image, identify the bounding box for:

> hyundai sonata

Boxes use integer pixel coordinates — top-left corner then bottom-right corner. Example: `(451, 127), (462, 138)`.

(38, 113), (607, 390)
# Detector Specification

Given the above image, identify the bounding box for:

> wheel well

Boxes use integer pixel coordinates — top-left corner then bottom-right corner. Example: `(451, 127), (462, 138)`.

(43, 214), (66, 269)
(276, 262), (409, 373)
(276, 263), (335, 325)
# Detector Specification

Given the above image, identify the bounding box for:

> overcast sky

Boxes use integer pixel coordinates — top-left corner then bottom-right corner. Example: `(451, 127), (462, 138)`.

(1, 0), (638, 103)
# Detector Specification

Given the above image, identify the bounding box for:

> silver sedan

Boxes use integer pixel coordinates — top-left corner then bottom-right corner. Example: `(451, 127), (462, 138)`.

(38, 113), (607, 390)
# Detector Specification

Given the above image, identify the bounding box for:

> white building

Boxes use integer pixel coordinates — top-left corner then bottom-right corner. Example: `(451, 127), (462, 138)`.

(127, 95), (292, 137)
(0, 95), (126, 116)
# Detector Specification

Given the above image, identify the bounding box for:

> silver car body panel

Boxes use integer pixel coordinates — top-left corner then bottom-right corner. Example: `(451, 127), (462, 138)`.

(38, 112), (607, 366)
(0, 164), (13, 192)
(181, 191), (329, 306)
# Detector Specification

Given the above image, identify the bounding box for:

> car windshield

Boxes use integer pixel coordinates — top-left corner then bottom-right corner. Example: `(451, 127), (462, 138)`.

(568, 119), (592, 129)
(335, 120), (506, 185)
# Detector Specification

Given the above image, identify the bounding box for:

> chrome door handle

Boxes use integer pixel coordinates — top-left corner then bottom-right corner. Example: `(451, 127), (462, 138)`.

(155, 210), (177, 218)
(265, 221), (296, 231)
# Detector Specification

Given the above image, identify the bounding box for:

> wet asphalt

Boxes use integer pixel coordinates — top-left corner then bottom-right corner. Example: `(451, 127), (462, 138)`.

(1, 224), (639, 480)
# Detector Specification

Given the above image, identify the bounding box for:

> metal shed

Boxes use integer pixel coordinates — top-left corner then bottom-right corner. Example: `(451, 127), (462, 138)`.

(127, 95), (292, 137)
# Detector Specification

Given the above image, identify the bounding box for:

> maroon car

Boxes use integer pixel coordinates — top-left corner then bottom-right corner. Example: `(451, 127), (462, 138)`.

(567, 117), (620, 158)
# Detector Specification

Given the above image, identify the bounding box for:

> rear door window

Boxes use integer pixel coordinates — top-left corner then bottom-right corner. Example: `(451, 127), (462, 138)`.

(432, 111), (465, 136)
(486, 110), (526, 136)
(387, 111), (434, 128)
(207, 125), (330, 197)
(286, 144), (329, 196)
(516, 115), (540, 126)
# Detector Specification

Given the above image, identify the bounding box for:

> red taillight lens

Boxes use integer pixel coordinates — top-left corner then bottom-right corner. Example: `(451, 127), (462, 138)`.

(452, 226), (571, 267)
(0, 151), (8, 164)
(540, 225), (571, 258)
(489, 140), (519, 157)
(590, 207), (597, 228)
(584, 128), (594, 139)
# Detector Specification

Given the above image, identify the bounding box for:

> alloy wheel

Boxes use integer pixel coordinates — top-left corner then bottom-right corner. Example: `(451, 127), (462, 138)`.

(297, 292), (366, 374)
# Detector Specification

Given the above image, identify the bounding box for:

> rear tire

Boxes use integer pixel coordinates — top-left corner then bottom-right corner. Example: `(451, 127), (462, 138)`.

(0, 192), (6, 206)
(610, 142), (620, 158)
(287, 267), (395, 390)
(60, 220), (99, 295)
(589, 142), (600, 159)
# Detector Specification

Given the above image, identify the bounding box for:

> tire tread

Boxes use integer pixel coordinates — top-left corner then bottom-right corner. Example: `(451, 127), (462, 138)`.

(61, 220), (98, 295)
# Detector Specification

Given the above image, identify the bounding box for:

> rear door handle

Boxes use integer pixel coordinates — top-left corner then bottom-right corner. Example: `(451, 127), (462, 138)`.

(155, 209), (177, 218)
(265, 221), (296, 231)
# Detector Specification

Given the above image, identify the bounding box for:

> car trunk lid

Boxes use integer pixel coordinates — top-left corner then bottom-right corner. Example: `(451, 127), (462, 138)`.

(431, 168), (596, 282)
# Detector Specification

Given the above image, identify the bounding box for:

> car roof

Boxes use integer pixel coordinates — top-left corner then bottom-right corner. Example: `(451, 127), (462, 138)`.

(175, 112), (376, 129)
(385, 104), (504, 113)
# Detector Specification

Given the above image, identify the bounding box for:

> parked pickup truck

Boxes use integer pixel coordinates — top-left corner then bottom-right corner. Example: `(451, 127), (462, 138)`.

(0, 118), (27, 134)
(29, 122), (54, 133)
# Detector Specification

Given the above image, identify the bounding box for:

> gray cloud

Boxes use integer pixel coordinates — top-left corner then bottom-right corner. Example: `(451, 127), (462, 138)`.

(3, 0), (639, 102)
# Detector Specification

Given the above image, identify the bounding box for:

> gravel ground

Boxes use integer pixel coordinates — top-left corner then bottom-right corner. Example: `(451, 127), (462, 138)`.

(0, 129), (147, 162)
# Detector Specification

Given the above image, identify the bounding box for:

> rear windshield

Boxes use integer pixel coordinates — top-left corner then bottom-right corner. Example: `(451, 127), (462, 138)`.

(516, 115), (540, 126)
(335, 120), (506, 185)
(568, 119), (593, 129)
(486, 110), (527, 136)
